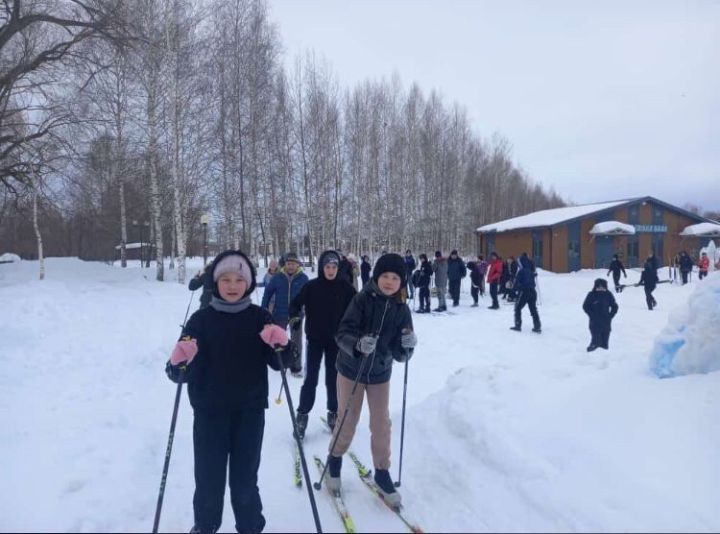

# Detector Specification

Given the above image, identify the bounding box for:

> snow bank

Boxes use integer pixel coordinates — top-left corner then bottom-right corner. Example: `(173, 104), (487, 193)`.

(0, 252), (21, 263)
(699, 240), (719, 271)
(649, 272), (720, 378)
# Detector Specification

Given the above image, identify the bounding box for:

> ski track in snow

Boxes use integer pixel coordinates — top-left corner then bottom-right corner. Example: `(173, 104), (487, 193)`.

(1, 258), (718, 532)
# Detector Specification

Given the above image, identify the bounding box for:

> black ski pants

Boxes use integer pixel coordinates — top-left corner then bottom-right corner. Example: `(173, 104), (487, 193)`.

(612, 272), (621, 291)
(644, 285), (657, 310)
(589, 322), (611, 349)
(680, 270), (689, 285)
(449, 279), (461, 305)
(471, 284), (480, 304)
(699, 270), (708, 280)
(298, 337), (338, 414)
(193, 409), (266, 533)
(514, 288), (541, 329)
(419, 286), (430, 311)
(489, 282), (499, 308)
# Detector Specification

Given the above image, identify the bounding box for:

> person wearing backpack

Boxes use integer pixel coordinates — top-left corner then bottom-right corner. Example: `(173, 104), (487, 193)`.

(412, 253), (433, 313)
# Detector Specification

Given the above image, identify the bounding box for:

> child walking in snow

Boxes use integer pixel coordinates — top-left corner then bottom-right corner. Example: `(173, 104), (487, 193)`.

(288, 250), (356, 438)
(325, 253), (417, 507)
(582, 278), (618, 351)
(166, 250), (296, 534)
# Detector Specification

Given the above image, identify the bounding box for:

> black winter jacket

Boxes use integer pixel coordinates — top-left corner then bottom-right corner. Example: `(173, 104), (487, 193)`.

(607, 259), (627, 278)
(582, 289), (618, 329)
(335, 281), (413, 385)
(639, 259), (659, 290)
(447, 257), (467, 281)
(412, 260), (433, 289)
(166, 305), (291, 411)
(360, 260), (372, 285)
(289, 251), (356, 341)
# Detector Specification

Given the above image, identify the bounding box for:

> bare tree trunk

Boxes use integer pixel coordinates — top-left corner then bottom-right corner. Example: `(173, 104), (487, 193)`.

(168, 0), (186, 283)
(147, 80), (164, 281)
(118, 163), (127, 268)
(32, 176), (44, 280)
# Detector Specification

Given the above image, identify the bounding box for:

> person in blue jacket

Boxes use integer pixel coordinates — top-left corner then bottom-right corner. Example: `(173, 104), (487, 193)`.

(509, 253), (541, 333)
(261, 252), (309, 374)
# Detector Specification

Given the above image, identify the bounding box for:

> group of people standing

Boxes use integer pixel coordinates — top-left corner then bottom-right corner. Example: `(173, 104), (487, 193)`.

(403, 249), (542, 333)
(172, 249), (416, 533)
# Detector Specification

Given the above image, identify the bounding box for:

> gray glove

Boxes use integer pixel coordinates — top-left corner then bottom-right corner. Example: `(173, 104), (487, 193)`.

(401, 330), (417, 349)
(356, 335), (378, 356)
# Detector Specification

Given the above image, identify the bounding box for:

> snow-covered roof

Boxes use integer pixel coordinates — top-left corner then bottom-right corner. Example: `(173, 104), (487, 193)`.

(477, 200), (629, 233)
(589, 221), (636, 235)
(679, 222), (720, 237)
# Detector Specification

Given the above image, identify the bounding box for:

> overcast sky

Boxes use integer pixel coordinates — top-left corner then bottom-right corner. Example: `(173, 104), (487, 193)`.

(268, 0), (720, 212)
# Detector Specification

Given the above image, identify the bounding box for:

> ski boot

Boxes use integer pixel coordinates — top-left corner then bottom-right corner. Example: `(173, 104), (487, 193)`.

(373, 468), (402, 509)
(295, 411), (308, 440)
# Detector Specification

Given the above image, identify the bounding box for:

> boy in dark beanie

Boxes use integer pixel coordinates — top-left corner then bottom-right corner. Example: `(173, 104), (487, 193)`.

(582, 278), (619, 351)
(289, 250), (356, 438)
(165, 250), (297, 534)
(325, 253), (416, 508)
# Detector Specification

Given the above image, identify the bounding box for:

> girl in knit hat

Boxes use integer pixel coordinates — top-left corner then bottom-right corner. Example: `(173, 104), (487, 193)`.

(165, 249), (296, 534)
(324, 252), (417, 508)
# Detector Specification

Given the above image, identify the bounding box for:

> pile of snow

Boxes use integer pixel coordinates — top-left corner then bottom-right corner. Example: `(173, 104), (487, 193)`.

(649, 272), (720, 378)
(699, 240), (719, 271)
(589, 221), (635, 235)
(0, 252), (21, 263)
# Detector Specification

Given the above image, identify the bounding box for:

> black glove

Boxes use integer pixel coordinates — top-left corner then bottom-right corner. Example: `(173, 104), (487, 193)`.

(277, 341), (297, 368)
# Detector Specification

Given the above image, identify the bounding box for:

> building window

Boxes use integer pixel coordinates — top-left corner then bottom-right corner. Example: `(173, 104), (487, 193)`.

(627, 237), (639, 268)
(628, 205), (639, 224)
(532, 231), (543, 269)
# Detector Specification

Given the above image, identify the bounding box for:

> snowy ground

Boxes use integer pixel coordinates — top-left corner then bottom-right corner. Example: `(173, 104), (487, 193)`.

(1, 257), (718, 533)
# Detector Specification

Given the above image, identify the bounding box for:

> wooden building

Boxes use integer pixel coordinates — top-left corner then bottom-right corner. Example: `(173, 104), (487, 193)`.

(476, 196), (718, 272)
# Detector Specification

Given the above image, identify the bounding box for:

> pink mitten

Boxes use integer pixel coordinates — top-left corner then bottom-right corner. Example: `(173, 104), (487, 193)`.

(170, 338), (198, 365)
(260, 324), (289, 348)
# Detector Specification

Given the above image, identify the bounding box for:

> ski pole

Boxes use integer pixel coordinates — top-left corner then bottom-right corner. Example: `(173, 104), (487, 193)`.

(153, 290), (194, 533)
(274, 323), (293, 405)
(395, 351), (412, 488)
(274, 344), (323, 533)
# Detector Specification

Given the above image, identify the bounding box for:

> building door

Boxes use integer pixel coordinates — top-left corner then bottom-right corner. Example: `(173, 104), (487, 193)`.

(595, 235), (614, 269)
(486, 235), (495, 258)
(626, 236), (639, 268)
(532, 231), (544, 269)
(568, 222), (581, 271)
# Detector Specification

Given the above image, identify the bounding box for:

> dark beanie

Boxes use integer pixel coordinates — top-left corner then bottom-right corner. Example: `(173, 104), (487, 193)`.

(372, 253), (407, 287)
(434, 250), (442, 258)
(594, 278), (608, 289)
